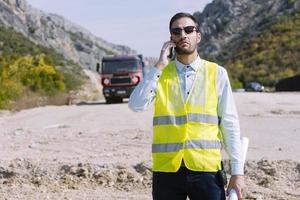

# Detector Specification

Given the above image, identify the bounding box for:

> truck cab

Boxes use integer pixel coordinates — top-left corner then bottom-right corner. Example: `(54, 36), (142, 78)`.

(97, 55), (145, 103)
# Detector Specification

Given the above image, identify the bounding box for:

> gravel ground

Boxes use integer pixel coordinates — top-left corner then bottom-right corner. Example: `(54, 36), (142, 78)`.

(0, 92), (299, 199)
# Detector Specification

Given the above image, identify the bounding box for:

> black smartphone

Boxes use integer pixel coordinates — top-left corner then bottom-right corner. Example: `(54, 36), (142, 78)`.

(168, 47), (175, 60)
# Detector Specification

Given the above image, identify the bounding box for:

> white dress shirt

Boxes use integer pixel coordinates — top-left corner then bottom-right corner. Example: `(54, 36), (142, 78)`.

(128, 56), (244, 175)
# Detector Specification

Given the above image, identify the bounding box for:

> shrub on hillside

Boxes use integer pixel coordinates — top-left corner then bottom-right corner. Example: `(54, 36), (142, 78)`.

(0, 55), (66, 108)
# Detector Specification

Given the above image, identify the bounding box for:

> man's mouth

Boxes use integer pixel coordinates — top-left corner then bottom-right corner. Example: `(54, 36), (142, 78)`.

(178, 41), (189, 47)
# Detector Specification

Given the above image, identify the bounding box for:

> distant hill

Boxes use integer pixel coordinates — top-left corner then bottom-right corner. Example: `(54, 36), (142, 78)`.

(0, 0), (136, 109)
(0, 0), (135, 70)
(195, 0), (300, 88)
(0, 26), (85, 108)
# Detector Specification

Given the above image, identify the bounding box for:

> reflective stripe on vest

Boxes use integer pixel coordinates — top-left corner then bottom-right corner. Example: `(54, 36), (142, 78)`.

(152, 140), (222, 153)
(153, 113), (219, 126)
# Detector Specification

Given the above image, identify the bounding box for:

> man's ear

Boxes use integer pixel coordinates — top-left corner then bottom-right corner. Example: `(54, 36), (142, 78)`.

(197, 32), (201, 44)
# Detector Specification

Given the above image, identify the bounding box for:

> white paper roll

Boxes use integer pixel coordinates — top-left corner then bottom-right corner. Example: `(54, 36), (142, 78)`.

(228, 189), (238, 200)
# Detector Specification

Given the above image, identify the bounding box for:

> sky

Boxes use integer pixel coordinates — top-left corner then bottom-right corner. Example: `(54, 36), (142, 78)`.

(26, 0), (212, 57)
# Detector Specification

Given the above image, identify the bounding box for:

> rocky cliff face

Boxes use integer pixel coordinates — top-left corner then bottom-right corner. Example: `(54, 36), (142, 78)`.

(0, 0), (135, 69)
(194, 0), (300, 59)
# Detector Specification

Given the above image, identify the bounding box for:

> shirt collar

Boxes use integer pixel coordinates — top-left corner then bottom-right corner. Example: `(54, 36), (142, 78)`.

(175, 55), (202, 72)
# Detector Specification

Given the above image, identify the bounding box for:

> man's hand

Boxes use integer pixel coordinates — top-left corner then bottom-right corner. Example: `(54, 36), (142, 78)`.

(155, 41), (176, 70)
(227, 175), (244, 199)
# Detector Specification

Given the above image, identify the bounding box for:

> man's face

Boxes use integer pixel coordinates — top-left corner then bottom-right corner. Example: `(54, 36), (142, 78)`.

(170, 17), (201, 55)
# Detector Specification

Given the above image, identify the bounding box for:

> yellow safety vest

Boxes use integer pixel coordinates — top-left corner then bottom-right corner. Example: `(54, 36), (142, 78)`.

(152, 59), (222, 172)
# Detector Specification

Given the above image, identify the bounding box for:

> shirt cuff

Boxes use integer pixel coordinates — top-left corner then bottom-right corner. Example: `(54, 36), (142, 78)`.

(230, 162), (244, 175)
(146, 66), (162, 81)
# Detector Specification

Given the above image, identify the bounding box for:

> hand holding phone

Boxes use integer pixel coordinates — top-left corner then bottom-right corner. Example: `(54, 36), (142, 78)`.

(156, 40), (176, 70)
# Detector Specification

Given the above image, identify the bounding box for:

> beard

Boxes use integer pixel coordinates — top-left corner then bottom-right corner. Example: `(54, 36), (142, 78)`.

(175, 44), (197, 55)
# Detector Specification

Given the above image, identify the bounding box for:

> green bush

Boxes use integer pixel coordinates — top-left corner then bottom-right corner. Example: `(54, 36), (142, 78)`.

(19, 55), (66, 95)
(0, 26), (84, 108)
(63, 72), (84, 91)
(0, 55), (66, 107)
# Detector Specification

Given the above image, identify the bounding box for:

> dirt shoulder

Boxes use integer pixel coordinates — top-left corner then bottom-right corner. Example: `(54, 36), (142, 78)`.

(0, 92), (299, 199)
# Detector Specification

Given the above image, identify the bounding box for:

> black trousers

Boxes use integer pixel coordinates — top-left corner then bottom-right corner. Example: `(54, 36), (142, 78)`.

(152, 167), (225, 200)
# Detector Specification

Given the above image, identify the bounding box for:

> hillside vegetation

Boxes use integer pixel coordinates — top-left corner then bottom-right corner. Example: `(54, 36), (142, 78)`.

(218, 11), (300, 88)
(0, 27), (84, 109)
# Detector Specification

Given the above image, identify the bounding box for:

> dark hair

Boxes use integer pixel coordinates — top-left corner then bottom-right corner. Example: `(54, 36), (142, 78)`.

(169, 12), (199, 33)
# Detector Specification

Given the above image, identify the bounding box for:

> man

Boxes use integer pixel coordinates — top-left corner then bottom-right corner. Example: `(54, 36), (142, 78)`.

(129, 12), (244, 200)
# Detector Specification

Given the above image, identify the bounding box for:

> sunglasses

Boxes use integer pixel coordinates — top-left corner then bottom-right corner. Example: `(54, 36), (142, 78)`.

(170, 26), (198, 35)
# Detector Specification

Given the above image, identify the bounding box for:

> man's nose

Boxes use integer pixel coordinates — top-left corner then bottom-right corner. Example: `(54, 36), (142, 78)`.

(179, 30), (187, 38)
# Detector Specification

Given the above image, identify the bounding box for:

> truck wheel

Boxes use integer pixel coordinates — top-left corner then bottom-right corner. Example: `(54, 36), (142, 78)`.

(105, 97), (112, 104)
(105, 97), (123, 104)
(112, 97), (123, 103)
(117, 98), (123, 103)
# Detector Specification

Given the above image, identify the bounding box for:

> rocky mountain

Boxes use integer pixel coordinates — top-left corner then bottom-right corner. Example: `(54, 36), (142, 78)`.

(194, 0), (300, 87)
(195, 0), (299, 59)
(0, 0), (135, 70)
